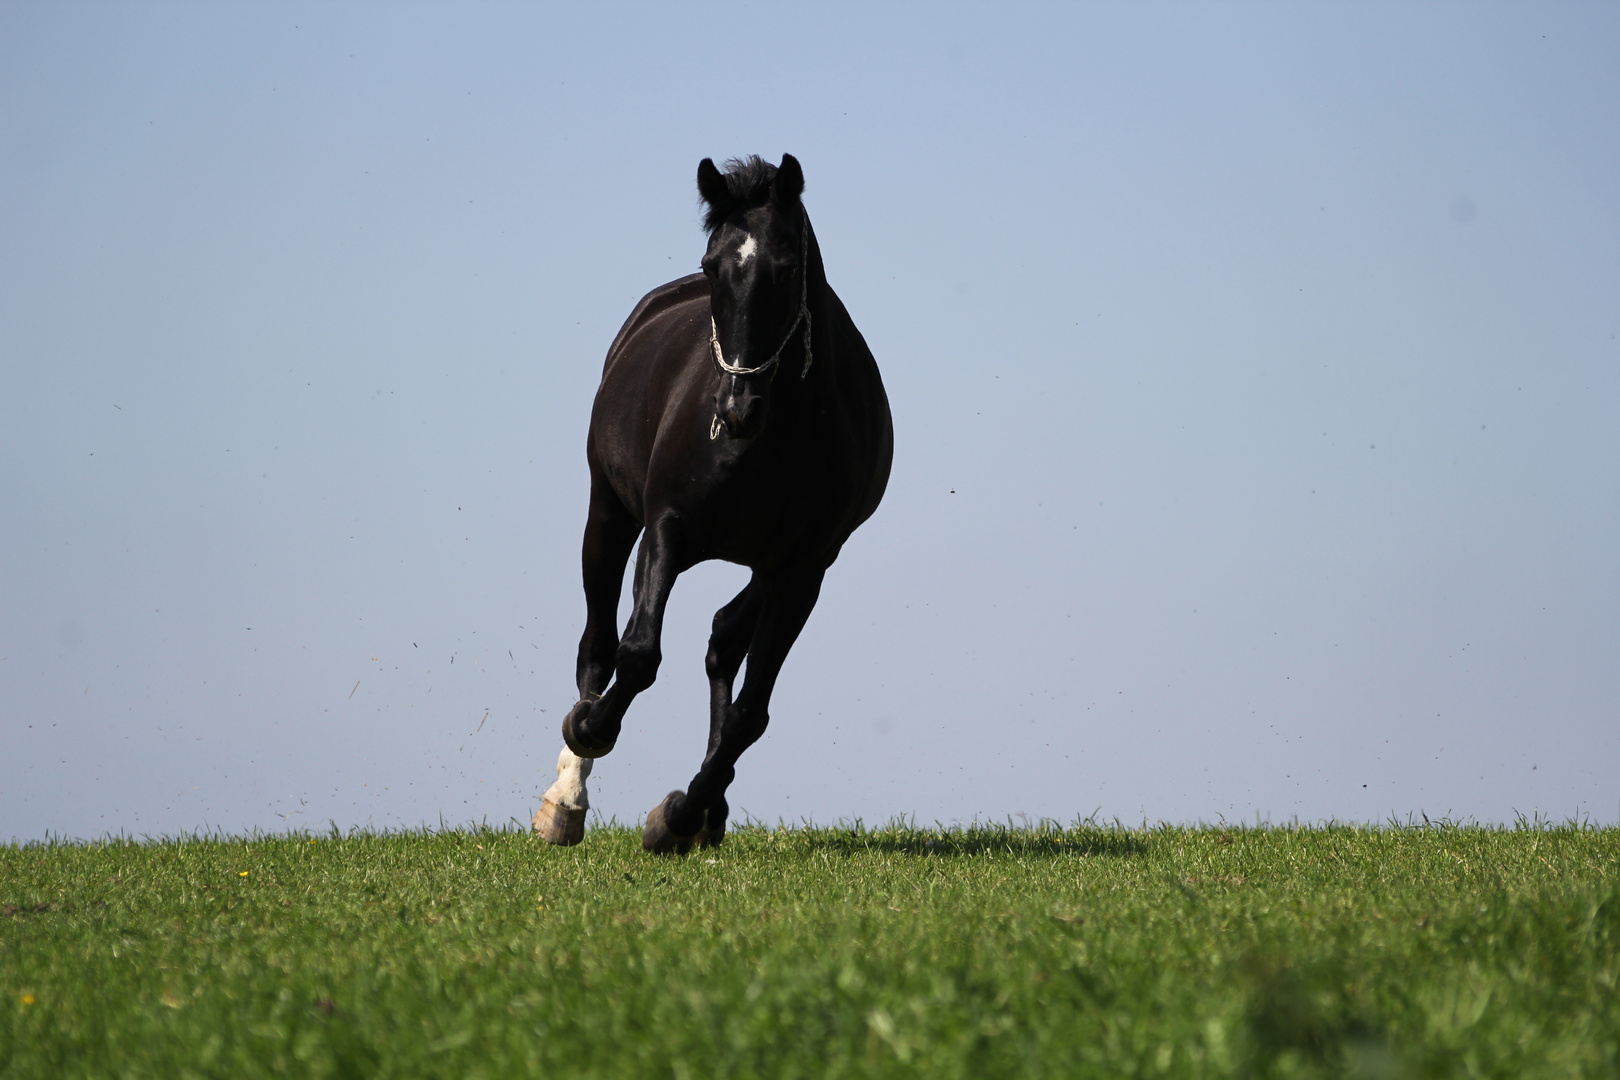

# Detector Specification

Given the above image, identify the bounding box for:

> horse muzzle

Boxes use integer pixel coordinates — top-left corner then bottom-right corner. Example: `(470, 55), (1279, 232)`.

(713, 382), (768, 440)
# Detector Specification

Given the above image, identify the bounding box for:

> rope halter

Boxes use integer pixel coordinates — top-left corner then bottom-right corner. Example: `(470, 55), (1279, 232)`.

(709, 212), (813, 440)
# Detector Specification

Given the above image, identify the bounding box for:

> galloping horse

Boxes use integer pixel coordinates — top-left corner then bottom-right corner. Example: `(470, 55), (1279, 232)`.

(532, 154), (893, 854)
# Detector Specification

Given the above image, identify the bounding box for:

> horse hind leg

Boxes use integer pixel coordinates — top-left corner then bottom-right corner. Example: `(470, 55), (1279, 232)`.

(640, 581), (758, 855)
(643, 571), (821, 855)
(696, 581), (762, 847)
(533, 747), (593, 845)
(705, 580), (762, 738)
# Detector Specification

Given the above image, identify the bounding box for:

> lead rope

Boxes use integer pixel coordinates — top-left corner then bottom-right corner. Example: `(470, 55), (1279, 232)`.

(709, 213), (813, 439)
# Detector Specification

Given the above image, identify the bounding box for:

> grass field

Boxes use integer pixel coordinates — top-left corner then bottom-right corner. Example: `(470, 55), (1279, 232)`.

(3, 819), (1617, 1078)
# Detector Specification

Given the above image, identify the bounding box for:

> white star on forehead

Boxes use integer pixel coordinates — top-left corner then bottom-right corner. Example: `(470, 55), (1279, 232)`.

(736, 235), (758, 264)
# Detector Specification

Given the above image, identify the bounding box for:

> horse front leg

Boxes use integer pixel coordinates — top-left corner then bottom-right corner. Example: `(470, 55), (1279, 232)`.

(535, 482), (637, 845)
(643, 568), (823, 854)
(532, 746), (594, 844)
(563, 515), (683, 759)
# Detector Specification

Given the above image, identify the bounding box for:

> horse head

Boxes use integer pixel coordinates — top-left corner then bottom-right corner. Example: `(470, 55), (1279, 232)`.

(697, 153), (810, 441)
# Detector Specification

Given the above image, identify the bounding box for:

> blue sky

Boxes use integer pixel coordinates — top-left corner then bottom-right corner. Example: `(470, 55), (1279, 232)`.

(2, 3), (1616, 840)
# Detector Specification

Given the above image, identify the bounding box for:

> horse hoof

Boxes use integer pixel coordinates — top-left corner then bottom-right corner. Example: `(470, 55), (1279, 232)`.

(532, 795), (586, 846)
(642, 791), (697, 855)
(560, 695), (614, 759)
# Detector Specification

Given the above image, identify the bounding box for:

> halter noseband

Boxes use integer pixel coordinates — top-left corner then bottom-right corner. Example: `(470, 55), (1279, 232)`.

(709, 213), (813, 440)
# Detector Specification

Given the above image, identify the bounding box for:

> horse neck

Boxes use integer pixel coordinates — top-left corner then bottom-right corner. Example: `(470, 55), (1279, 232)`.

(755, 215), (833, 435)
(798, 220), (833, 389)
(804, 217), (828, 313)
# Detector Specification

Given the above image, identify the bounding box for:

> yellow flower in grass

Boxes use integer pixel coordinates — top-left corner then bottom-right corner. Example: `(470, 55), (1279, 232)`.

(239, 871), (249, 877)
(19, 992), (34, 1006)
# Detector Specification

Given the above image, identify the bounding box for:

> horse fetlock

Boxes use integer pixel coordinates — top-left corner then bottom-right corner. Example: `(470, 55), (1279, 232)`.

(696, 797), (730, 849)
(666, 792), (712, 838)
(642, 790), (699, 855)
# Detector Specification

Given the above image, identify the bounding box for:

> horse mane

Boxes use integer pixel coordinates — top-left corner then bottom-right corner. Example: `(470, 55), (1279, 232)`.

(701, 155), (778, 233)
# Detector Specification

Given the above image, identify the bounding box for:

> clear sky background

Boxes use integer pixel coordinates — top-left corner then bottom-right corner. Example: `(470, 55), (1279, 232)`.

(3, 3), (1616, 842)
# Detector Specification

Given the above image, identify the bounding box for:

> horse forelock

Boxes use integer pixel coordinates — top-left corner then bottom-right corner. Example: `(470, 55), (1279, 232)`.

(700, 155), (784, 233)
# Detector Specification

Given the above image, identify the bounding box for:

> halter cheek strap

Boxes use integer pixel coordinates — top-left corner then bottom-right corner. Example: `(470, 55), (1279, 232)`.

(709, 213), (813, 440)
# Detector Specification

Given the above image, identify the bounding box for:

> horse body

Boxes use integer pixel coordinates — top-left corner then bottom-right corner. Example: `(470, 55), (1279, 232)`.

(532, 154), (892, 853)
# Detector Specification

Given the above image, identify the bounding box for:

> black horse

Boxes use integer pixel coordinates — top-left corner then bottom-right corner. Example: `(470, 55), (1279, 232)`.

(532, 154), (893, 854)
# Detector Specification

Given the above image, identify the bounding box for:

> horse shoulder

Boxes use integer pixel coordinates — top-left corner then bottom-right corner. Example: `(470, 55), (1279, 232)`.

(599, 273), (709, 376)
(819, 287), (893, 525)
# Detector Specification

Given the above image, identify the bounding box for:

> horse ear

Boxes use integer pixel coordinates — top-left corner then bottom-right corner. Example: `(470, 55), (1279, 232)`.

(772, 153), (804, 209)
(697, 158), (729, 211)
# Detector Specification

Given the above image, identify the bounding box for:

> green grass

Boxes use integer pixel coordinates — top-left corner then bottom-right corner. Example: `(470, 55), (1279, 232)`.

(3, 820), (1617, 1078)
